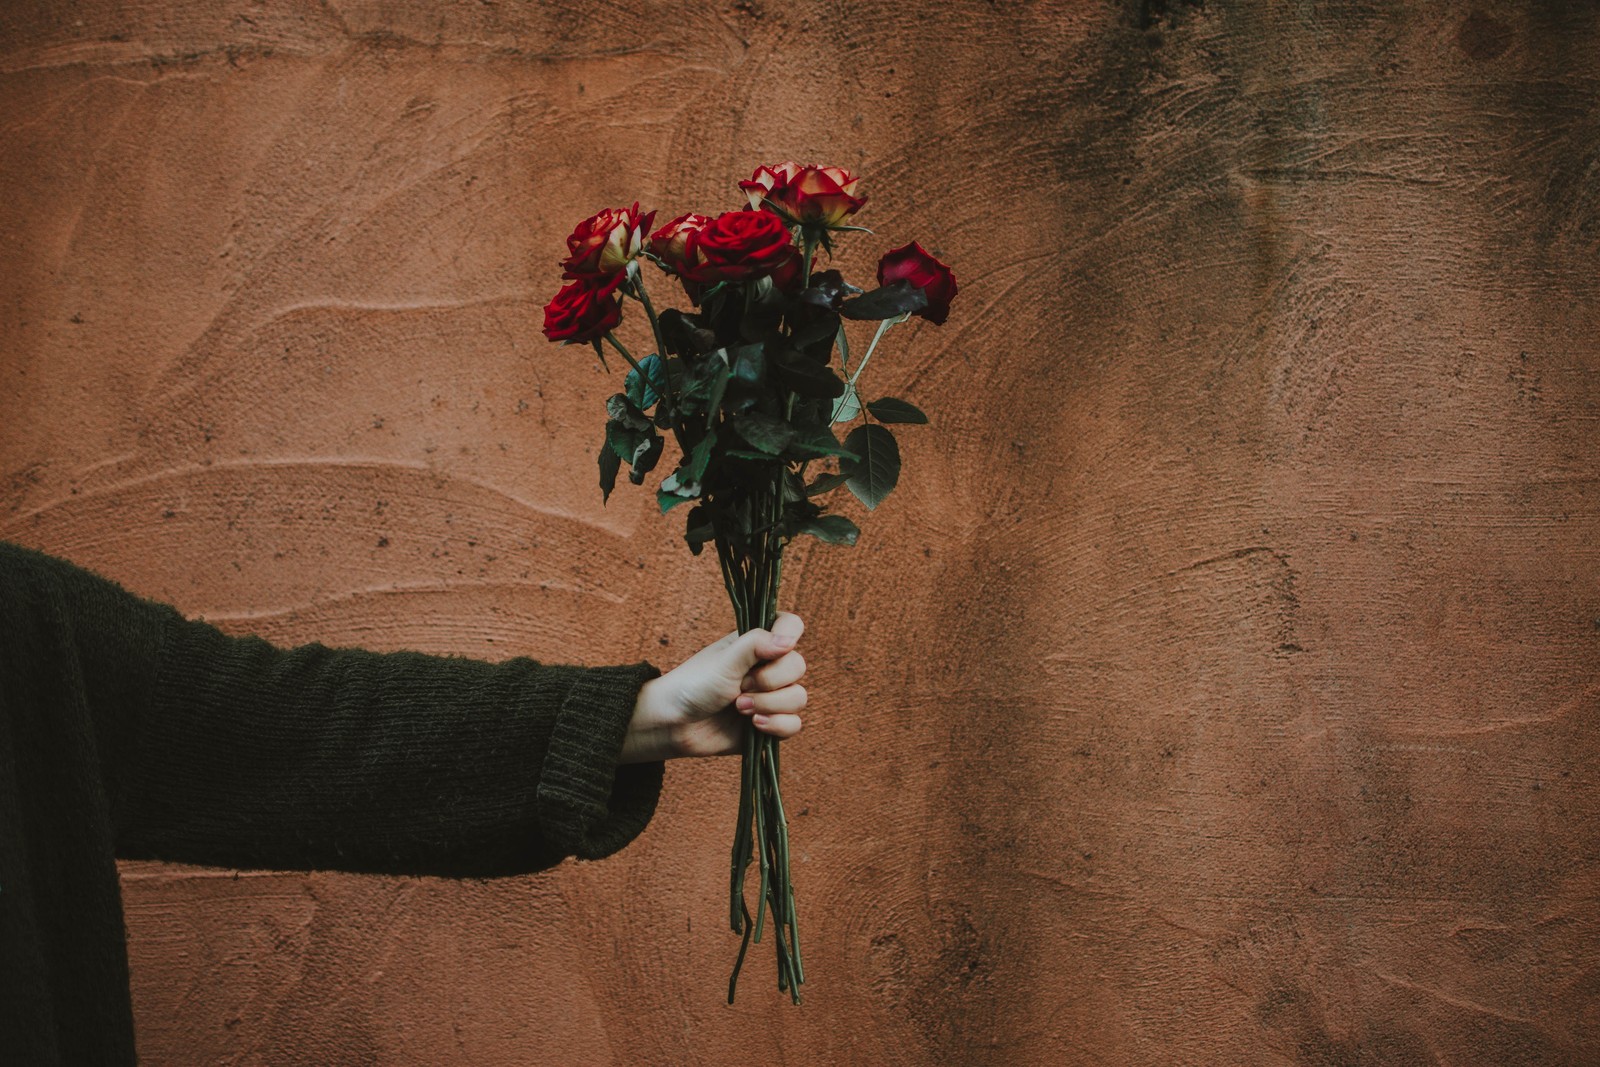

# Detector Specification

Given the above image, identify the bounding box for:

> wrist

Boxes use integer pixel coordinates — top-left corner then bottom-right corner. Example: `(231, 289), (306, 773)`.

(619, 676), (682, 764)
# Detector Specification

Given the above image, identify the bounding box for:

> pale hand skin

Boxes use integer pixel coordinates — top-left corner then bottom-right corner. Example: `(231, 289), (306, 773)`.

(619, 612), (808, 764)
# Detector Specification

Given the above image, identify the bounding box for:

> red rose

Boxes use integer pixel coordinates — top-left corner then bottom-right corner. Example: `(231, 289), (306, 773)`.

(877, 242), (957, 325)
(768, 246), (804, 291)
(561, 203), (655, 279)
(543, 274), (623, 342)
(682, 210), (796, 283)
(649, 212), (711, 275)
(739, 161), (803, 211)
(741, 162), (866, 226)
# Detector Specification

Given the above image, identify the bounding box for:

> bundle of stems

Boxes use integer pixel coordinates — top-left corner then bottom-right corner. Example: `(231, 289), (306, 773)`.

(714, 481), (803, 1003)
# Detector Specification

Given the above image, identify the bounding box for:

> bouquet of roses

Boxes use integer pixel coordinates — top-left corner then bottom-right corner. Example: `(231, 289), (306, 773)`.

(541, 162), (956, 1003)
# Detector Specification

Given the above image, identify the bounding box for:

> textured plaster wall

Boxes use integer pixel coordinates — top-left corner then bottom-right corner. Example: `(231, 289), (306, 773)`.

(3, 1), (1599, 1064)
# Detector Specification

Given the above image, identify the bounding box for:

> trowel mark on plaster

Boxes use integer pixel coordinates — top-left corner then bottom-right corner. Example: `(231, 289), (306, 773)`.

(1, 457), (649, 635)
(1, 456), (627, 538)
(199, 577), (623, 623)
(1167, 544), (1302, 655)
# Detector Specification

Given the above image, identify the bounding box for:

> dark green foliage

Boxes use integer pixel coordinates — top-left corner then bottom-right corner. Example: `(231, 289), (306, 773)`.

(794, 514), (860, 545)
(624, 358), (668, 410)
(599, 439), (622, 503)
(774, 353), (847, 398)
(733, 412), (795, 455)
(596, 266), (927, 542)
(838, 280), (929, 320)
(840, 424), (900, 510)
(866, 397), (929, 424)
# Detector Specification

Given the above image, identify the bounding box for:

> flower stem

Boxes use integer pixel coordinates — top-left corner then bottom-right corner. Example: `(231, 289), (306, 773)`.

(722, 472), (803, 1005)
(847, 316), (901, 389)
(628, 265), (675, 406)
(602, 331), (645, 377)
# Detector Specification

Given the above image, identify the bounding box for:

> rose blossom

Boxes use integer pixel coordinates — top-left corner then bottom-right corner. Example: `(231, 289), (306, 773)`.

(561, 202), (656, 279)
(648, 213), (711, 275)
(768, 247), (804, 291)
(542, 273), (624, 342)
(681, 209), (797, 283)
(876, 242), (957, 325)
(741, 162), (866, 227)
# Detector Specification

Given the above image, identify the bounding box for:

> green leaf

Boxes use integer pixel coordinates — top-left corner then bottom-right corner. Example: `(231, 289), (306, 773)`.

(624, 355), (667, 410)
(682, 431), (716, 485)
(790, 309), (842, 349)
(657, 487), (696, 513)
(727, 448), (781, 461)
(795, 514), (860, 546)
(660, 469), (701, 499)
(775, 356), (847, 399)
(798, 271), (861, 310)
(840, 424), (900, 510)
(831, 384), (861, 423)
(658, 309), (716, 358)
(704, 362), (731, 429)
(806, 470), (852, 496)
(598, 437), (621, 503)
(605, 419), (644, 462)
(740, 284), (784, 342)
(782, 468), (809, 504)
(660, 432), (717, 499)
(839, 280), (929, 321)
(607, 393), (651, 430)
(628, 433), (664, 485)
(788, 423), (859, 461)
(683, 505), (715, 556)
(733, 412), (795, 455)
(727, 342), (766, 387)
(683, 347), (728, 396)
(866, 397), (929, 424)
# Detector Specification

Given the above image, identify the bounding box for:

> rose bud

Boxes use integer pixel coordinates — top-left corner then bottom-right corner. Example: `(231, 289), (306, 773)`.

(649, 212), (711, 275)
(739, 161), (804, 211)
(742, 162), (866, 227)
(876, 241), (957, 325)
(681, 209), (797, 284)
(542, 273), (624, 343)
(561, 202), (656, 279)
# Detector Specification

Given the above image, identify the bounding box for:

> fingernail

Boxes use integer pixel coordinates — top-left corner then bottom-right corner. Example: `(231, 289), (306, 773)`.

(736, 695), (756, 712)
(752, 714), (770, 726)
(775, 634), (797, 649)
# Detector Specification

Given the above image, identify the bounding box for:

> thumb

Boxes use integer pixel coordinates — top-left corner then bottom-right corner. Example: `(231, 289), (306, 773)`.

(730, 612), (804, 669)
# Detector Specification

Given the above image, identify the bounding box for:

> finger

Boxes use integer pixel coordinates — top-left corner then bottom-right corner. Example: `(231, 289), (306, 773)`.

(768, 612), (804, 650)
(742, 650), (806, 692)
(731, 613), (806, 669)
(752, 713), (803, 740)
(736, 684), (806, 717)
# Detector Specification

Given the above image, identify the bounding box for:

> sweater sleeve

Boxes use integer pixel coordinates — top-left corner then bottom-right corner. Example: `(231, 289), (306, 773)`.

(5, 541), (664, 877)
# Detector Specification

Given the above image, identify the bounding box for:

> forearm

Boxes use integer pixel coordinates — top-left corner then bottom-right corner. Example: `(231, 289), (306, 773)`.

(114, 611), (665, 877)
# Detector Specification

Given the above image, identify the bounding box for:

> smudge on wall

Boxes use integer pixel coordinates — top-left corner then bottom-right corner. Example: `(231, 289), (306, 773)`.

(3, 1), (1597, 1063)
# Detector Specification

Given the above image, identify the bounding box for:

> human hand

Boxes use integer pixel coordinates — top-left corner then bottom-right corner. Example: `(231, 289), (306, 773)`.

(619, 613), (808, 763)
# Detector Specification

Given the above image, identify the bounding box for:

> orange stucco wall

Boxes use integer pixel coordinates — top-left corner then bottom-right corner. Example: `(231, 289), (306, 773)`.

(3, 2), (1598, 1063)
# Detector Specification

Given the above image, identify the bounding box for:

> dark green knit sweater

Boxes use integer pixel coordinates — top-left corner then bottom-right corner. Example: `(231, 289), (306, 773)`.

(0, 540), (663, 1064)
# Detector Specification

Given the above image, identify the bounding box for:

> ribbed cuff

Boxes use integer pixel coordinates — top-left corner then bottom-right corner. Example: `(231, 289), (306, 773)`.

(536, 661), (665, 860)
